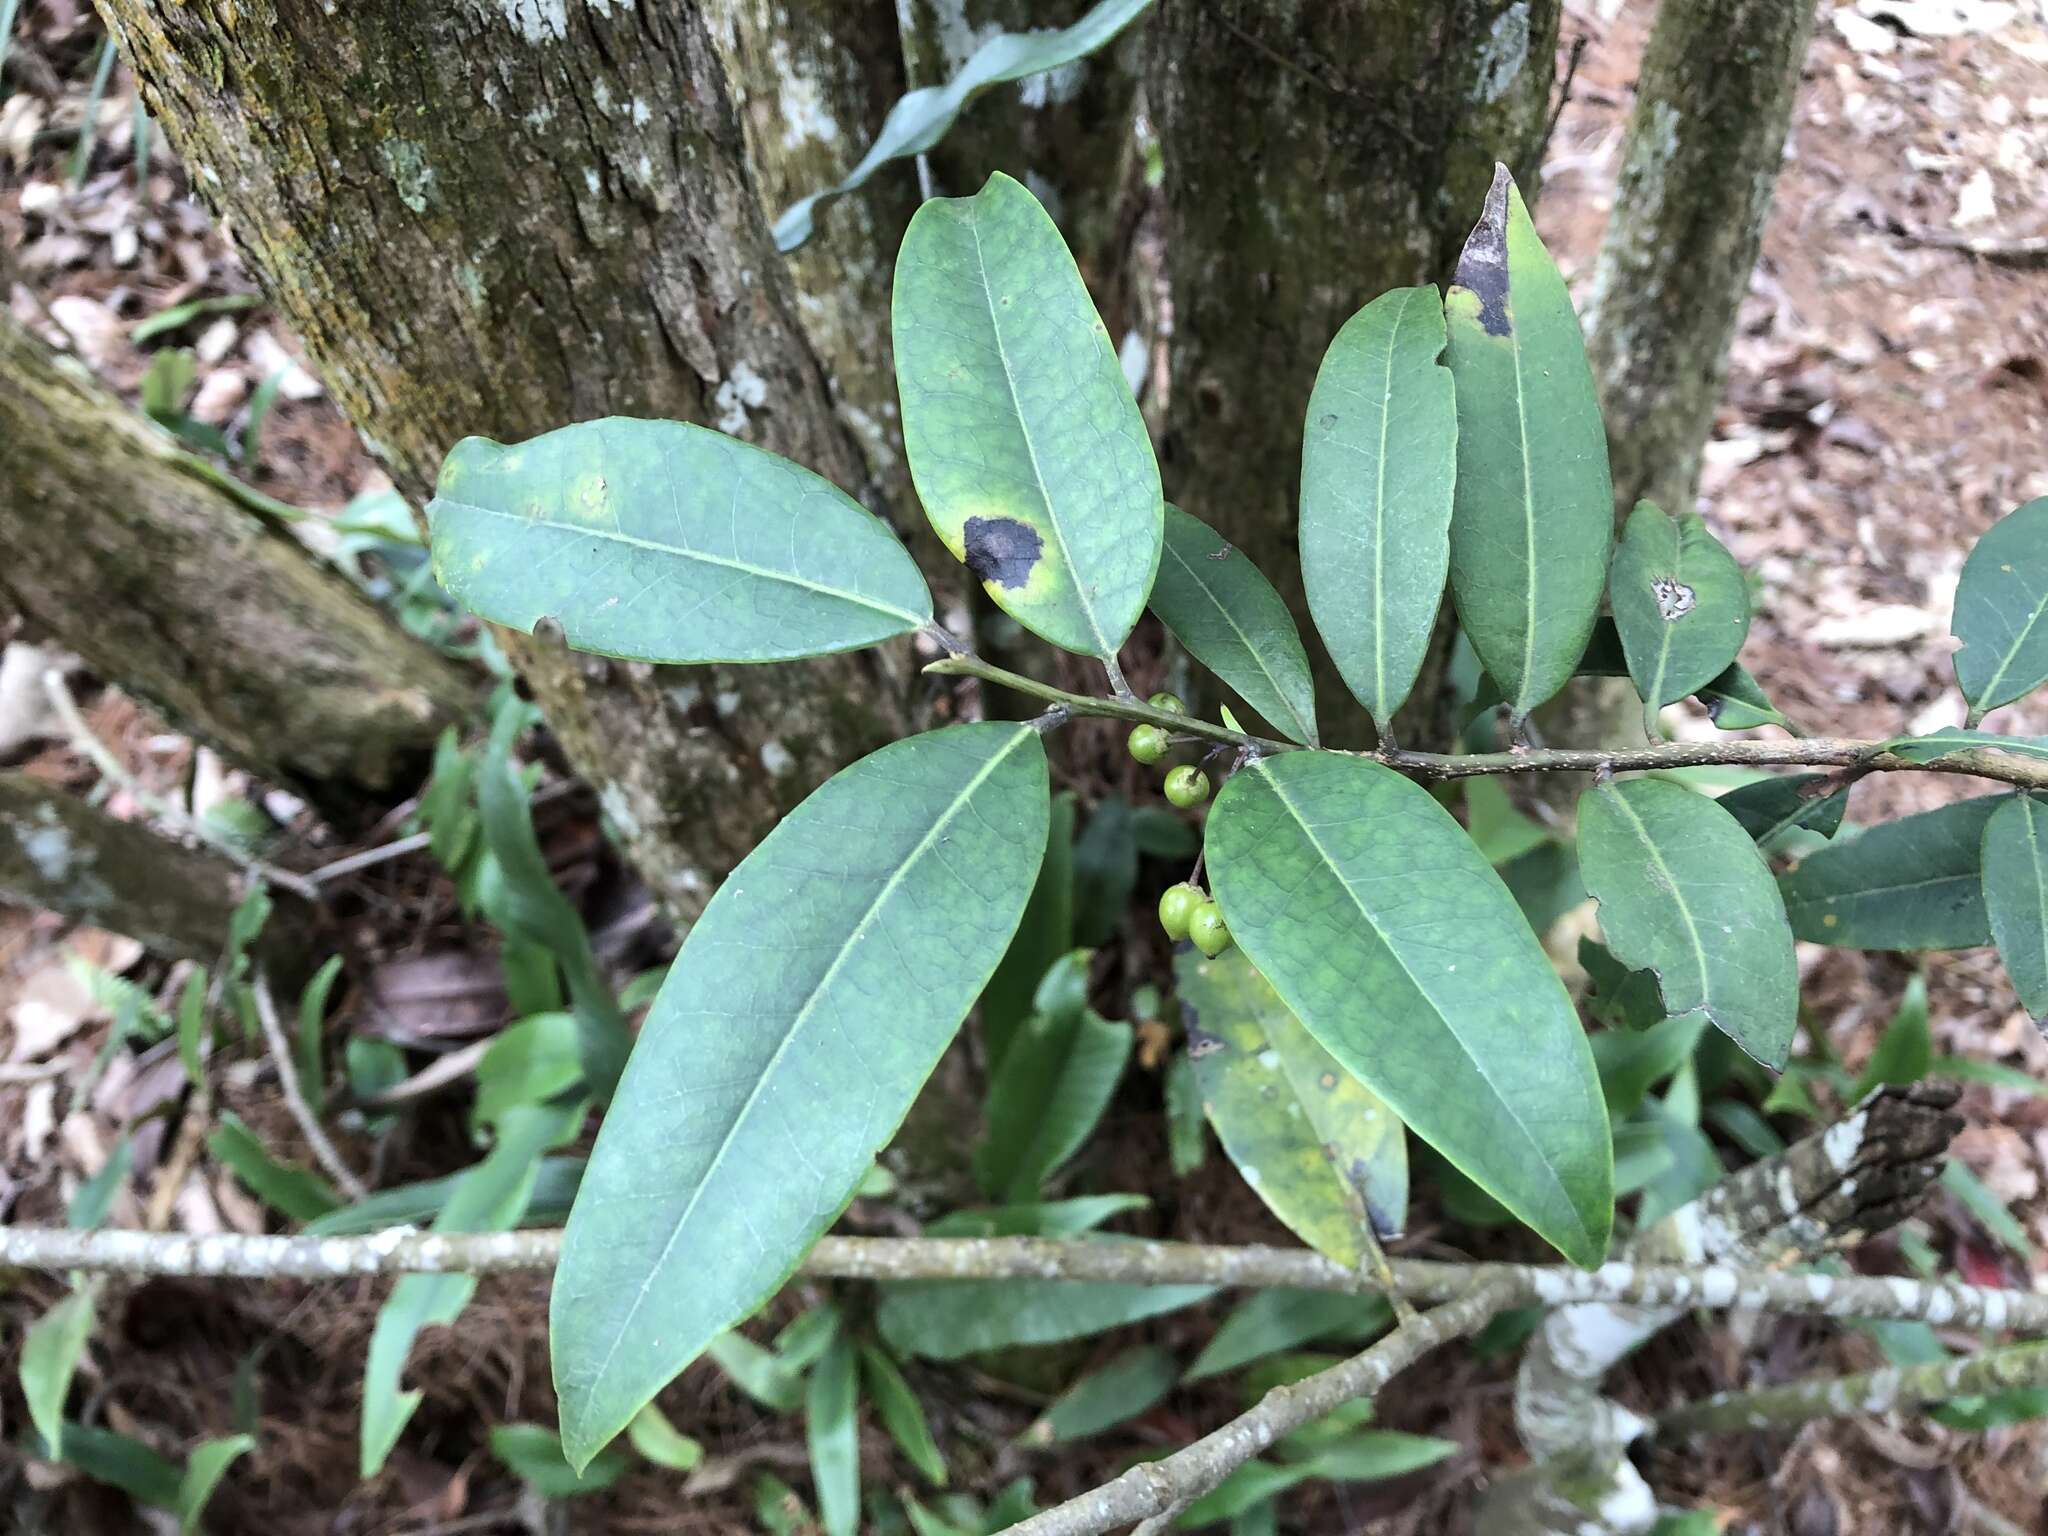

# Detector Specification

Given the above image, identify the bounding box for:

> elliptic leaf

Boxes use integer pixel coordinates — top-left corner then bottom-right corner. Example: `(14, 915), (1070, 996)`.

(625, 1404), (704, 1472)
(1026, 1346), (1179, 1445)
(1779, 795), (2005, 950)
(427, 417), (932, 663)
(1608, 501), (1751, 733)
(1185, 1289), (1391, 1383)
(806, 1335), (861, 1536)
(1205, 752), (1612, 1265)
(879, 1260), (1213, 1360)
(1151, 505), (1319, 745)
(1298, 285), (1457, 734)
(489, 1423), (628, 1497)
(1578, 779), (1798, 1068)
(773, 0), (1156, 251)
(1175, 946), (1407, 1262)
(894, 172), (1162, 657)
(1983, 794), (2048, 1021)
(1444, 166), (1614, 723)
(859, 1345), (948, 1486)
(176, 1435), (255, 1536)
(552, 723), (1049, 1468)
(1716, 773), (1850, 852)
(21, 1290), (95, 1461)
(1952, 497), (2048, 723)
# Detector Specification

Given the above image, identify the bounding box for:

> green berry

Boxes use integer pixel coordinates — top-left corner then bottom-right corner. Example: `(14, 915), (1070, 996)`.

(1128, 723), (1170, 764)
(1189, 901), (1232, 958)
(1164, 765), (1211, 808)
(1158, 882), (1204, 941)
(1148, 691), (1186, 715)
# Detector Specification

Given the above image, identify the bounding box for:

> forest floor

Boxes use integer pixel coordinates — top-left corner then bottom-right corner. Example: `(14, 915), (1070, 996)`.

(4, 0), (2048, 1531)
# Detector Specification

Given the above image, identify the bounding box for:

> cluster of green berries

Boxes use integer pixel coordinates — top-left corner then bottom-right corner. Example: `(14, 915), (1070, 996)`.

(1158, 881), (1230, 957)
(1127, 694), (1211, 808)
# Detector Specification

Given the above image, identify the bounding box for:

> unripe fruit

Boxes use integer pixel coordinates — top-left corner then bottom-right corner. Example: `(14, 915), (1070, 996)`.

(1164, 765), (1211, 808)
(1158, 882), (1204, 941)
(1128, 723), (1170, 764)
(1189, 901), (1232, 958)
(1148, 691), (1186, 715)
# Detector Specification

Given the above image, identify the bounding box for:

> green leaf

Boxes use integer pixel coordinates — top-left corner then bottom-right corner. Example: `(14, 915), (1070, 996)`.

(1880, 728), (2048, 765)
(773, 0), (1156, 251)
(1205, 752), (1612, 1265)
(1176, 946), (1408, 1262)
(1717, 773), (1849, 852)
(878, 1256), (1213, 1360)
(1592, 1015), (1708, 1121)
(1698, 661), (1800, 734)
(1952, 496), (2048, 723)
(1289, 1431), (1457, 1482)
(131, 291), (262, 344)
(1942, 1158), (2033, 1260)
(923, 1194), (1148, 1239)
(1298, 286), (1458, 734)
(982, 792), (1075, 1072)
(1150, 505), (1319, 744)
(1931, 1053), (2048, 1097)
(860, 1345), (947, 1487)
(1026, 1346), (1178, 1445)
(68, 1136), (133, 1231)
(1704, 1099), (1786, 1159)
(894, 172), (1162, 658)
(207, 1113), (339, 1222)
(1983, 793), (2048, 1021)
(22, 1290), (95, 1460)
(1176, 1462), (1313, 1528)
(364, 1101), (576, 1475)
(1185, 1289), (1391, 1383)
(427, 417), (931, 663)
(1850, 976), (1932, 1103)
(775, 1304), (844, 1371)
(621, 1403), (701, 1472)
(806, 1335), (861, 1536)
(490, 1423), (628, 1497)
(552, 722), (1049, 1469)
(706, 1331), (805, 1415)
(974, 1003), (1131, 1201)
(1780, 796), (2005, 950)
(50, 1421), (183, 1507)
(1072, 798), (1137, 946)
(1578, 779), (1798, 1068)
(1608, 501), (1751, 734)
(295, 954), (343, 1114)
(1443, 166), (1613, 723)
(177, 1434), (255, 1536)
(305, 1158), (585, 1236)
(176, 968), (208, 1088)
(472, 1012), (584, 1132)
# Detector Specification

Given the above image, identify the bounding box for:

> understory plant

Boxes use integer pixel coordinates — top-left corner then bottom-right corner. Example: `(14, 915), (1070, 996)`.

(419, 163), (2048, 1514)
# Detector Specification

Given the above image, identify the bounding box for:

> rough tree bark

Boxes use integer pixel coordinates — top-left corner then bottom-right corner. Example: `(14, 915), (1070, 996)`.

(92, 0), (925, 916)
(0, 315), (474, 822)
(0, 773), (314, 970)
(1585, 0), (1821, 518)
(1146, 0), (1561, 743)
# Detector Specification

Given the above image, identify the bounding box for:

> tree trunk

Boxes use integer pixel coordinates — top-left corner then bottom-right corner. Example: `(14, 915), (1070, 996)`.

(0, 773), (314, 971)
(1146, 0), (1561, 744)
(0, 314), (475, 823)
(93, 0), (922, 917)
(1585, 0), (1820, 518)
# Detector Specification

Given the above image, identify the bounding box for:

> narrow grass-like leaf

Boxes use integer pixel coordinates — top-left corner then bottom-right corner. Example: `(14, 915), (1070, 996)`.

(490, 1423), (629, 1496)
(1299, 286), (1457, 734)
(1609, 502), (1751, 734)
(975, 1004), (1130, 1201)
(1185, 1289), (1391, 1383)
(982, 792), (1075, 1072)
(207, 1113), (338, 1222)
(706, 1332), (805, 1415)
(295, 954), (342, 1114)
(773, 0), (1156, 251)
(879, 1259), (1213, 1360)
(1444, 166), (1613, 724)
(1151, 505), (1319, 744)
(552, 723), (1048, 1468)
(1850, 976), (1932, 1103)
(807, 1335), (860, 1536)
(1780, 796), (2006, 950)
(428, 417), (931, 663)
(1579, 779), (1798, 1068)
(1984, 793), (2048, 1022)
(894, 173), (1162, 657)
(1026, 1347), (1178, 1445)
(306, 1158), (583, 1236)
(860, 1345), (947, 1486)
(626, 1403), (704, 1471)
(1953, 497), (2048, 724)
(21, 1290), (95, 1460)
(1206, 753), (1611, 1265)
(924, 1194), (1148, 1239)
(176, 1435), (255, 1536)
(1717, 773), (1849, 852)
(1176, 947), (1407, 1261)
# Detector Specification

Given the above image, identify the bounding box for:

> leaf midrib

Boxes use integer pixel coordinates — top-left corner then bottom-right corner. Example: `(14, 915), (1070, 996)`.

(1969, 579), (2048, 717)
(438, 497), (927, 627)
(571, 727), (1032, 1430)
(1600, 787), (1713, 1020)
(1159, 534), (1314, 744)
(1250, 762), (1586, 1247)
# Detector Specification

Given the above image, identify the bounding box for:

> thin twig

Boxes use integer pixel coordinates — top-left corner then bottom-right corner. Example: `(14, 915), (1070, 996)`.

(1657, 1340), (2048, 1437)
(40, 670), (322, 902)
(309, 830), (432, 884)
(250, 973), (368, 1201)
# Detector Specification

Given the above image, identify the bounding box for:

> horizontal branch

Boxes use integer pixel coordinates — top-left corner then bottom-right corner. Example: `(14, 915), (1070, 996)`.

(2, 1227), (2043, 1332)
(925, 655), (2048, 794)
(1658, 1339), (2048, 1437)
(1007, 1281), (1516, 1536)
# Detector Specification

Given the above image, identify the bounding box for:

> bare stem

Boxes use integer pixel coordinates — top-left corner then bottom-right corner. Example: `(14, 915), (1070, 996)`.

(250, 973), (368, 1202)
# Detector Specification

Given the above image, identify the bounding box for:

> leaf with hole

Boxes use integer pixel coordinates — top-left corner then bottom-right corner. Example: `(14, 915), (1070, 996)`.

(1984, 793), (2048, 1021)
(894, 172), (1162, 657)
(1952, 497), (2048, 724)
(427, 416), (931, 663)
(1176, 946), (1407, 1264)
(1444, 166), (1613, 723)
(1578, 779), (1797, 1068)
(1299, 285), (1457, 734)
(1779, 796), (2005, 950)
(1150, 505), (1319, 744)
(1608, 502), (1751, 734)
(551, 723), (1048, 1468)
(1206, 752), (1611, 1265)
